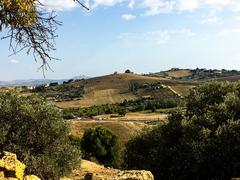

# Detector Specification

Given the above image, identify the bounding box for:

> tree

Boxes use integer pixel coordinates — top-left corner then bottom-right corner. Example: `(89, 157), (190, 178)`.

(0, 0), (88, 70)
(81, 126), (121, 168)
(118, 108), (127, 116)
(125, 69), (132, 73)
(0, 92), (81, 179)
(125, 82), (240, 180)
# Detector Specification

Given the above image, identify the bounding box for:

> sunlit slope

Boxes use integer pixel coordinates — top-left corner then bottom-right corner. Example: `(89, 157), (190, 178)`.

(55, 73), (171, 108)
(68, 120), (146, 146)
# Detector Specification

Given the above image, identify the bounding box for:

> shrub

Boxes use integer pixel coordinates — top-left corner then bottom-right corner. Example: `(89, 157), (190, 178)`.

(125, 69), (132, 73)
(69, 135), (82, 151)
(118, 108), (127, 116)
(0, 92), (81, 179)
(125, 82), (240, 180)
(81, 126), (121, 168)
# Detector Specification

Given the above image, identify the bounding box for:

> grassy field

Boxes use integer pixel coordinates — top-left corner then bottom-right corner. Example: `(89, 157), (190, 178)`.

(55, 73), (170, 108)
(68, 119), (147, 146)
(169, 85), (195, 96)
(165, 69), (192, 78)
(94, 112), (168, 122)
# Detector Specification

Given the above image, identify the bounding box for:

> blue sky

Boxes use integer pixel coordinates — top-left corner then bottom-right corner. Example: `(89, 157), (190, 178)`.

(1, 0), (240, 80)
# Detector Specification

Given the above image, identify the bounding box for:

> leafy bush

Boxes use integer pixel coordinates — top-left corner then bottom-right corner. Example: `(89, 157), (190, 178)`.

(69, 135), (82, 151)
(81, 126), (122, 168)
(0, 92), (81, 179)
(125, 82), (240, 180)
(63, 97), (181, 119)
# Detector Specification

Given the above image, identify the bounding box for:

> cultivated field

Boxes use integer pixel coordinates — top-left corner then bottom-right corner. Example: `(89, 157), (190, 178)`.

(94, 112), (168, 122)
(55, 73), (170, 108)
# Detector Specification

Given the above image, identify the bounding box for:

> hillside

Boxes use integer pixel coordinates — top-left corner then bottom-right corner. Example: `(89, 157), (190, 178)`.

(0, 79), (67, 87)
(55, 73), (193, 108)
(6, 69), (240, 109)
(68, 119), (147, 146)
(147, 68), (240, 81)
(63, 159), (154, 180)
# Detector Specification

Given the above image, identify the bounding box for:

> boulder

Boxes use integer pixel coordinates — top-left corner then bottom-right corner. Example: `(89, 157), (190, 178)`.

(24, 175), (41, 180)
(0, 151), (41, 180)
(115, 170), (154, 180)
(0, 151), (25, 180)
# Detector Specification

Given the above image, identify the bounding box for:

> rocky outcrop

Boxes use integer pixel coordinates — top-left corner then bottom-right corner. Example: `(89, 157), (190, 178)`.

(114, 170), (154, 180)
(0, 151), (40, 180)
(62, 160), (154, 180)
(83, 170), (154, 180)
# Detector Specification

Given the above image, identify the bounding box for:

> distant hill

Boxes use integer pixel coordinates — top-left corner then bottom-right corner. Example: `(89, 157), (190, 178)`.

(54, 73), (195, 108)
(72, 75), (90, 80)
(147, 68), (240, 81)
(6, 69), (240, 109)
(0, 79), (67, 87)
(0, 75), (90, 87)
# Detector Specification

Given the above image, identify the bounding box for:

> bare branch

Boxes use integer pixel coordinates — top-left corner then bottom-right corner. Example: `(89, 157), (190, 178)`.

(0, 0), (89, 72)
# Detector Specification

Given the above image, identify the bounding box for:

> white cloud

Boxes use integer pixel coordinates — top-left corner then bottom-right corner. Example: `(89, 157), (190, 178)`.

(232, 0), (240, 11)
(141, 0), (176, 16)
(203, 0), (231, 6)
(39, 0), (78, 11)
(146, 28), (196, 44)
(92, 0), (123, 8)
(9, 59), (19, 64)
(122, 14), (136, 20)
(234, 16), (240, 21)
(218, 28), (240, 35)
(39, 0), (240, 16)
(178, 0), (199, 11)
(201, 10), (220, 24)
(118, 28), (195, 44)
(146, 31), (170, 44)
(129, 0), (135, 8)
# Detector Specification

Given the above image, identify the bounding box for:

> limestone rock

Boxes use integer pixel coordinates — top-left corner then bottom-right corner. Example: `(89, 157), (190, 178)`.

(0, 151), (41, 180)
(84, 173), (104, 180)
(115, 170), (154, 180)
(0, 151), (25, 180)
(63, 160), (154, 180)
(24, 175), (41, 180)
(0, 171), (5, 179)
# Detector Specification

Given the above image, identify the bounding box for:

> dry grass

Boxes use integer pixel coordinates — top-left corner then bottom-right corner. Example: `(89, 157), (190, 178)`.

(53, 73), (199, 108)
(64, 160), (118, 179)
(57, 89), (137, 108)
(169, 85), (195, 96)
(68, 120), (146, 145)
(165, 69), (192, 78)
(94, 112), (168, 121)
(208, 75), (240, 82)
(55, 73), (168, 108)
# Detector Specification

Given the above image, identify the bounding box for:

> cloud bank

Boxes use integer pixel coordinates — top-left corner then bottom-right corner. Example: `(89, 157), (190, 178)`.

(39, 0), (78, 11)
(40, 0), (240, 14)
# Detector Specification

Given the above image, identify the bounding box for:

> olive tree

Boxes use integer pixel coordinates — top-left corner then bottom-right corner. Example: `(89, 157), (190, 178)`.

(0, 92), (81, 179)
(125, 82), (240, 180)
(81, 126), (122, 168)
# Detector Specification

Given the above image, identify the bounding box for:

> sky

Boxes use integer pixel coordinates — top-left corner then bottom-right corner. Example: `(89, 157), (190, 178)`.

(1, 0), (240, 80)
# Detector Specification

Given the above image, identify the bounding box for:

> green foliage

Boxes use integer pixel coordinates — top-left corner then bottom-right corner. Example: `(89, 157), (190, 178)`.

(118, 108), (127, 116)
(69, 135), (82, 151)
(125, 82), (240, 180)
(0, 0), (36, 29)
(125, 69), (132, 73)
(33, 81), (85, 101)
(63, 98), (181, 119)
(81, 126), (122, 168)
(0, 92), (81, 179)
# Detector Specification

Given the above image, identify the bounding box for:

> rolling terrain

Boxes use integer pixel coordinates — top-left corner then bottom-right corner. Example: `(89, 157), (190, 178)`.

(3, 68), (240, 109)
(68, 119), (147, 146)
(54, 73), (195, 108)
